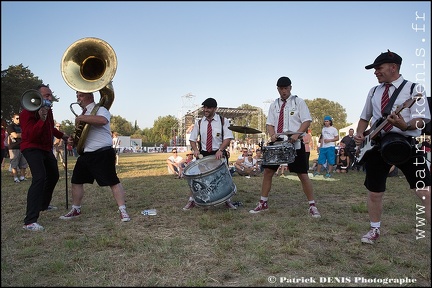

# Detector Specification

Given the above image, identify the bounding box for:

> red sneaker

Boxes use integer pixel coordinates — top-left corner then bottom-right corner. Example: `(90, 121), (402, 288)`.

(183, 200), (196, 210)
(59, 208), (81, 220)
(249, 200), (268, 214)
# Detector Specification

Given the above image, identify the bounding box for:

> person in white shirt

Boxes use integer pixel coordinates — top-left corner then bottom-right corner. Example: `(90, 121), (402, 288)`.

(314, 115), (339, 178)
(236, 150), (259, 177)
(234, 148), (249, 174)
(112, 131), (121, 165)
(249, 76), (321, 218)
(185, 97), (236, 210)
(354, 50), (430, 244)
(166, 148), (183, 177)
(59, 91), (131, 223)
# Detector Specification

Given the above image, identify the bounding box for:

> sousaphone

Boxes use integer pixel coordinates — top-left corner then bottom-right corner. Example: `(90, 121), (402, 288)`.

(61, 37), (117, 154)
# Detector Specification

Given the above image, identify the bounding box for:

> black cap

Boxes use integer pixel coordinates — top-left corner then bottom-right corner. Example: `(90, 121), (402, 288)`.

(365, 50), (402, 70)
(277, 76), (292, 87)
(202, 97), (217, 108)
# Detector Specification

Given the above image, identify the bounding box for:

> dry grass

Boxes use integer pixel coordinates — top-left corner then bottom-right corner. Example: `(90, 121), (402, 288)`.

(1, 151), (430, 287)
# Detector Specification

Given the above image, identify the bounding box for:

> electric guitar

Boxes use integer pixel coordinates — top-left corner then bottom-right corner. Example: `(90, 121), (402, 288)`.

(356, 94), (422, 165)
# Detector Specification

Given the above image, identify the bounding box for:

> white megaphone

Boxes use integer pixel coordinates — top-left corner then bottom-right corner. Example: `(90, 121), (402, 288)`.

(20, 89), (52, 111)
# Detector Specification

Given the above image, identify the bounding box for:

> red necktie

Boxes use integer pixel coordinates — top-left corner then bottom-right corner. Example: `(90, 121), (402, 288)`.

(277, 100), (286, 133)
(381, 84), (393, 132)
(81, 108), (87, 115)
(206, 119), (213, 152)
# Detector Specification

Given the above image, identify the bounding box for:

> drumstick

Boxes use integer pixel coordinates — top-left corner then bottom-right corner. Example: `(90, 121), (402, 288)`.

(198, 154), (203, 159)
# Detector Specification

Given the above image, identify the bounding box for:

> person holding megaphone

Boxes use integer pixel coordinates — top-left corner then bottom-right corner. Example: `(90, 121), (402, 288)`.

(20, 84), (69, 231)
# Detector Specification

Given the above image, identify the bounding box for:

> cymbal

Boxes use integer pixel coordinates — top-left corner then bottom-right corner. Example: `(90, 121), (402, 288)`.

(228, 126), (262, 134)
(275, 131), (304, 136)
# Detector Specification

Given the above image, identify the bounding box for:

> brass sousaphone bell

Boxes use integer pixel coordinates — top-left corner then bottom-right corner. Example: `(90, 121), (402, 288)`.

(61, 37), (117, 154)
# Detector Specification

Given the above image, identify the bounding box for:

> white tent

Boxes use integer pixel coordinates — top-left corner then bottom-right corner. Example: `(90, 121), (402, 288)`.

(339, 124), (357, 137)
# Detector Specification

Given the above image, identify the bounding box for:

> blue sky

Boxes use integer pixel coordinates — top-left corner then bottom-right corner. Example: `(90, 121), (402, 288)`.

(1, 1), (430, 129)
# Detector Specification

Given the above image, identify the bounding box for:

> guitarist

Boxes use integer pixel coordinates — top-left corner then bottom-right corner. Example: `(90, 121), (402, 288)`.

(354, 50), (431, 245)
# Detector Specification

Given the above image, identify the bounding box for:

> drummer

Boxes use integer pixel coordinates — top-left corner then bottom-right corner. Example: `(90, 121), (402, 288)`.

(249, 76), (321, 218)
(184, 97), (237, 210)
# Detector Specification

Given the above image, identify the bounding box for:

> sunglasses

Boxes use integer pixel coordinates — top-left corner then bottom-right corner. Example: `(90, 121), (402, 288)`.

(15, 117), (19, 120)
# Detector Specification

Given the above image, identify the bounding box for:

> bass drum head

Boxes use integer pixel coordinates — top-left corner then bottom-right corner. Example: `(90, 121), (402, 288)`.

(380, 133), (412, 165)
(183, 156), (224, 177)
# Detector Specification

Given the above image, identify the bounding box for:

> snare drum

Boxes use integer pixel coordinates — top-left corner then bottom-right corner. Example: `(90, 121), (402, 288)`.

(183, 155), (237, 206)
(380, 132), (412, 165)
(261, 141), (296, 166)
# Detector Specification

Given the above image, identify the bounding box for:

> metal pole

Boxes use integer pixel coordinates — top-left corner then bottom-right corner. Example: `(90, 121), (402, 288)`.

(64, 141), (68, 209)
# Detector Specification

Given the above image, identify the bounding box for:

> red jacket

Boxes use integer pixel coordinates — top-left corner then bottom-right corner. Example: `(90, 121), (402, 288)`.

(20, 109), (64, 152)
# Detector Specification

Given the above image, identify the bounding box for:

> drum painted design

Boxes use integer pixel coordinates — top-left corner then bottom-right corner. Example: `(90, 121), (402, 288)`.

(262, 141), (296, 165)
(183, 155), (236, 206)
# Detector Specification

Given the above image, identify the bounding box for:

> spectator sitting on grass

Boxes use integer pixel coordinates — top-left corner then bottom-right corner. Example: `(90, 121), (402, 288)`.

(166, 148), (183, 178)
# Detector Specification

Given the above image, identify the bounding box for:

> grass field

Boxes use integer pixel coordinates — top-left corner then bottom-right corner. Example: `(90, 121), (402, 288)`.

(1, 151), (430, 287)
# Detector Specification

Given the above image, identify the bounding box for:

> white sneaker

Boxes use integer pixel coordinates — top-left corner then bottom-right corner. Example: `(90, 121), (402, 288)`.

(120, 209), (131, 222)
(23, 222), (45, 231)
(309, 205), (321, 218)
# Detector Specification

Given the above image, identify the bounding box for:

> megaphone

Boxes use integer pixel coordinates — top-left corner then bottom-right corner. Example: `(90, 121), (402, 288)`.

(20, 89), (52, 111)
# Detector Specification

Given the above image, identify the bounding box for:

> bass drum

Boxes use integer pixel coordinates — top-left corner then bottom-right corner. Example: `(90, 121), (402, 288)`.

(380, 132), (413, 165)
(183, 155), (236, 206)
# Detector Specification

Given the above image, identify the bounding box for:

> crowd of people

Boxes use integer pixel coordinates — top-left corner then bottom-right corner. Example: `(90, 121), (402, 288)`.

(1, 50), (430, 247)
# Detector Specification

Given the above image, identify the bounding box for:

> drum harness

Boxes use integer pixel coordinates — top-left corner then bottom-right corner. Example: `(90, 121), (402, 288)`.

(197, 114), (229, 158)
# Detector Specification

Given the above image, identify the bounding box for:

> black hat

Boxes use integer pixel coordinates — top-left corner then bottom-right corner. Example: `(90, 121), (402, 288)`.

(365, 50), (402, 70)
(277, 76), (292, 87)
(202, 98), (217, 108)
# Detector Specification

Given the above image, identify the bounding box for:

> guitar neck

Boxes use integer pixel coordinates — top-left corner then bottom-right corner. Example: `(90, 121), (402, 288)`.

(369, 119), (389, 140)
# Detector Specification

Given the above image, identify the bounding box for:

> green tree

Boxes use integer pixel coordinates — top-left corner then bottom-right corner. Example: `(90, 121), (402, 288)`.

(140, 127), (158, 146)
(2, 64), (42, 121)
(305, 98), (350, 136)
(1, 64), (59, 123)
(58, 119), (75, 136)
(110, 115), (136, 136)
(151, 115), (178, 145)
(234, 104), (264, 143)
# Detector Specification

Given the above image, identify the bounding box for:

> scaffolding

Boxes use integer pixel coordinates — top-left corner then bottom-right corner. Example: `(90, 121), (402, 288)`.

(176, 93), (264, 146)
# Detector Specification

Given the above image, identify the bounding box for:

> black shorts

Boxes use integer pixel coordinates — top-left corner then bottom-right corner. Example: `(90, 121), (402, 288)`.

(364, 146), (431, 192)
(71, 147), (120, 186)
(262, 141), (308, 174)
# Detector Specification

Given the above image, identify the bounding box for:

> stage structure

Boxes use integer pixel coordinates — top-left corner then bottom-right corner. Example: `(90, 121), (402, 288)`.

(175, 105), (264, 146)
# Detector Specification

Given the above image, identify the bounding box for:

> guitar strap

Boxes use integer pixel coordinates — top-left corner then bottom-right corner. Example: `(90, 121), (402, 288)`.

(382, 80), (407, 117)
